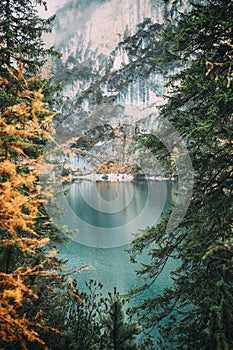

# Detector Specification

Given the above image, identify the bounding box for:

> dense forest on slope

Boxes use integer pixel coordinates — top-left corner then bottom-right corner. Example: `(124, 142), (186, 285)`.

(0, 0), (232, 349)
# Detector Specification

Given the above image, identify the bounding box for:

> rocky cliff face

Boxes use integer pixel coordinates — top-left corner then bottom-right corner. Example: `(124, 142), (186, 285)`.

(49, 0), (192, 175)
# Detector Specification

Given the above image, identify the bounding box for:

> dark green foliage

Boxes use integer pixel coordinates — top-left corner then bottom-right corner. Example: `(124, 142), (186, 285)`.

(0, 0), (61, 109)
(101, 287), (139, 350)
(130, 0), (233, 349)
(39, 279), (104, 350)
(0, 0), (56, 75)
(34, 280), (139, 350)
(71, 124), (115, 151)
(53, 58), (93, 84)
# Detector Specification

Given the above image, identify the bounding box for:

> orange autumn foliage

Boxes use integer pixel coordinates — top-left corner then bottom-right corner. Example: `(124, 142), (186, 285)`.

(0, 63), (59, 349)
(0, 257), (61, 350)
(0, 64), (55, 251)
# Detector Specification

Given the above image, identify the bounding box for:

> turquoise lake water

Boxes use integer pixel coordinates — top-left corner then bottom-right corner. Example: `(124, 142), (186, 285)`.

(56, 180), (177, 297)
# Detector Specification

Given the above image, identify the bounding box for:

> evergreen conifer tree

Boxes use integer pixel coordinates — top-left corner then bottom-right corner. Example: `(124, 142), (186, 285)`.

(0, 0), (56, 76)
(130, 1), (233, 348)
(101, 288), (139, 350)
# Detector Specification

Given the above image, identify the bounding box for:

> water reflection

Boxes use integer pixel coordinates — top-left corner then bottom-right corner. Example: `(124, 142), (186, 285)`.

(56, 180), (170, 248)
(56, 181), (178, 298)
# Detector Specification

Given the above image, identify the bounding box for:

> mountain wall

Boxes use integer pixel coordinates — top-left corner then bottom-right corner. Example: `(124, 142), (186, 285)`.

(48, 0), (192, 176)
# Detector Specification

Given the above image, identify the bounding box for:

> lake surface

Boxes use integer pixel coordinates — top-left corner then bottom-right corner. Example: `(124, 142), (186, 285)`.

(56, 180), (178, 296)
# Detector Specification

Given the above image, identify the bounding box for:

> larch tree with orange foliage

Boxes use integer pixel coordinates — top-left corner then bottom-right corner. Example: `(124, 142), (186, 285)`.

(0, 0), (66, 348)
(0, 60), (64, 350)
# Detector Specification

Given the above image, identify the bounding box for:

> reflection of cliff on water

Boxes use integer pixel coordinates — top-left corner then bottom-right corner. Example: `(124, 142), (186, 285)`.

(55, 180), (172, 248)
